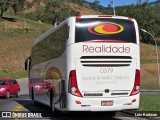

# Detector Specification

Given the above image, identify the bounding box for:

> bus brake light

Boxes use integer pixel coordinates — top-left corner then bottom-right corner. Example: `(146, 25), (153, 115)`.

(130, 69), (140, 96)
(69, 70), (83, 97)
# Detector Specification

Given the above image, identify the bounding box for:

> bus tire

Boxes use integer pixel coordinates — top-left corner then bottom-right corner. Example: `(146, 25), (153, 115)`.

(32, 88), (34, 100)
(50, 90), (58, 116)
(32, 88), (38, 105)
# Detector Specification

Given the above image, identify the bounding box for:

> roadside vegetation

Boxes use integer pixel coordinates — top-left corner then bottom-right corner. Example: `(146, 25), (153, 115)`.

(0, 14), (52, 79)
(128, 95), (160, 113)
(139, 95), (160, 111)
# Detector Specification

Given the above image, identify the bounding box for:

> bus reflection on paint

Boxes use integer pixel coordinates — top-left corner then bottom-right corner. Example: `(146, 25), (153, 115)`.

(29, 78), (53, 94)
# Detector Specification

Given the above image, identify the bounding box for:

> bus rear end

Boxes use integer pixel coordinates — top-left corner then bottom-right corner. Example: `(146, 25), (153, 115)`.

(67, 16), (140, 112)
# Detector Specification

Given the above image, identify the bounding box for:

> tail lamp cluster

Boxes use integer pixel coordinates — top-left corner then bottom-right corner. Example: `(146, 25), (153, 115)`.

(68, 70), (83, 97)
(130, 69), (140, 96)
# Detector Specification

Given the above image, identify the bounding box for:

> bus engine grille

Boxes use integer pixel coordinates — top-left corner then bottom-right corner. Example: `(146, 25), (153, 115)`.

(80, 56), (132, 67)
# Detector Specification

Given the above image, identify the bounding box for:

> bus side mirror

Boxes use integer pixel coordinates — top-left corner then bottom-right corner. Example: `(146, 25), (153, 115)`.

(25, 56), (31, 71)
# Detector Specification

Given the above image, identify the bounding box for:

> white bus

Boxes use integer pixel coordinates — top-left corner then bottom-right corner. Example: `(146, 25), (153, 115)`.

(25, 15), (140, 114)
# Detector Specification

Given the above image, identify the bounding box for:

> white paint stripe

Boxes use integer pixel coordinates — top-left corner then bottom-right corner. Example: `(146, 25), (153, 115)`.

(114, 117), (147, 120)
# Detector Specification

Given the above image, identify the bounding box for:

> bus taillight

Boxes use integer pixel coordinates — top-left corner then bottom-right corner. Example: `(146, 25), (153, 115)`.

(68, 70), (83, 97)
(130, 69), (140, 96)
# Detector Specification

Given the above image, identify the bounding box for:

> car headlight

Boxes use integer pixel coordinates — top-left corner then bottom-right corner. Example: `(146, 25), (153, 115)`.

(35, 85), (41, 89)
(0, 87), (6, 92)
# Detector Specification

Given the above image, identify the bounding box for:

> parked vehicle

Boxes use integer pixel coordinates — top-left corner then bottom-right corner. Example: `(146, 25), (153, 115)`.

(0, 78), (20, 99)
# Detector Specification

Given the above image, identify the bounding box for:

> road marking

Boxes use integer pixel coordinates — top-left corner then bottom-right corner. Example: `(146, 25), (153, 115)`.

(11, 101), (30, 120)
(12, 104), (24, 120)
(114, 117), (147, 120)
(12, 104), (23, 111)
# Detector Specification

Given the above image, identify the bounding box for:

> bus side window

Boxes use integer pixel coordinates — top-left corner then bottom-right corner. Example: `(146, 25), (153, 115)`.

(31, 24), (68, 66)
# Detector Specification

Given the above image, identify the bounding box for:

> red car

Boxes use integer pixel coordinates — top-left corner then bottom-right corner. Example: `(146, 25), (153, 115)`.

(0, 78), (20, 99)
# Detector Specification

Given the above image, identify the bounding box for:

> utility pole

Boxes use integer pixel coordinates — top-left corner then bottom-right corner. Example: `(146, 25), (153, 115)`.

(141, 29), (160, 89)
(112, 0), (116, 16)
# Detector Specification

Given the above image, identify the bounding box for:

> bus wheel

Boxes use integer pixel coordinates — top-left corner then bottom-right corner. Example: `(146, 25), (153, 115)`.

(32, 88), (34, 100)
(32, 88), (38, 105)
(50, 91), (58, 116)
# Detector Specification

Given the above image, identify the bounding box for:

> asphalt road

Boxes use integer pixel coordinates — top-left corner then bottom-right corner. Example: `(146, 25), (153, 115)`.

(0, 94), (147, 120)
(18, 78), (29, 95)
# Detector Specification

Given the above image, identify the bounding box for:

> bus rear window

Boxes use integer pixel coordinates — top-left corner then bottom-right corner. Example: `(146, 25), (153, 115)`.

(75, 18), (137, 43)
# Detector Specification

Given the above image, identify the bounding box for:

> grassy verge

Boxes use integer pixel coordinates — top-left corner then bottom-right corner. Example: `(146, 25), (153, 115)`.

(0, 14), (52, 79)
(138, 95), (160, 111)
(0, 71), (28, 79)
(140, 63), (160, 90)
(2, 14), (52, 32)
(141, 59), (159, 64)
(141, 83), (159, 90)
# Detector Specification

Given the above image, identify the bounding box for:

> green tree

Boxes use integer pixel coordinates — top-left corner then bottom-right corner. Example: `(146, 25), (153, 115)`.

(91, 0), (100, 11)
(25, 0), (78, 25)
(42, 0), (78, 25)
(0, 0), (25, 20)
(0, 0), (9, 20)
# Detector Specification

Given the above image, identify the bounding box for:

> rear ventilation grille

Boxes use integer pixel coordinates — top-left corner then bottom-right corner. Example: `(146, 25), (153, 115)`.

(80, 56), (132, 67)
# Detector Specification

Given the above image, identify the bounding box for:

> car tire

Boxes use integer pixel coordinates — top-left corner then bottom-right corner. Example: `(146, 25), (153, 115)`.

(6, 91), (10, 99)
(16, 90), (20, 97)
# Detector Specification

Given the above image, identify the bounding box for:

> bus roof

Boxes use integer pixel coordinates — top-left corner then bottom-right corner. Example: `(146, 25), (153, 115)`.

(75, 15), (135, 20)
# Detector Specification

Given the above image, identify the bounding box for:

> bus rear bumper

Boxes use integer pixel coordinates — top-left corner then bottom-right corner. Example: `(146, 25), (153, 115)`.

(65, 93), (140, 111)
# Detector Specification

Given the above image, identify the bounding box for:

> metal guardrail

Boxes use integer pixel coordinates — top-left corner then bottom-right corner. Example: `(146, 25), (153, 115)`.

(140, 90), (160, 95)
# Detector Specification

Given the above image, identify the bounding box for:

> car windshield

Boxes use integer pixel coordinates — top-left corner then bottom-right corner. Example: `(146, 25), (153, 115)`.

(0, 80), (8, 85)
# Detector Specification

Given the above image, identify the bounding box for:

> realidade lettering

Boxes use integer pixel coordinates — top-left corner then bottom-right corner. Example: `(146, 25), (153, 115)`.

(83, 45), (130, 53)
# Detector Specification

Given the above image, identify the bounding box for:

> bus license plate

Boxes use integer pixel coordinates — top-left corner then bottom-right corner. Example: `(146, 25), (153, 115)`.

(101, 101), (113, 106)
